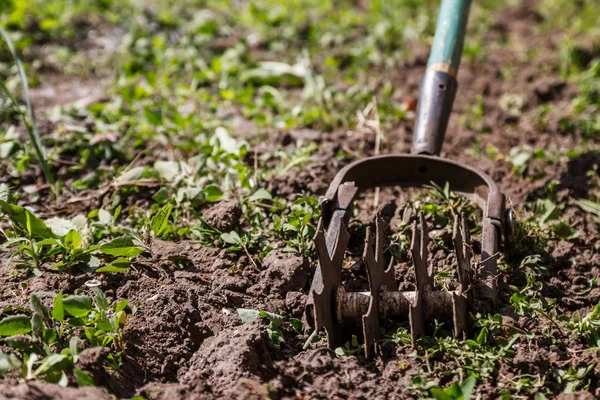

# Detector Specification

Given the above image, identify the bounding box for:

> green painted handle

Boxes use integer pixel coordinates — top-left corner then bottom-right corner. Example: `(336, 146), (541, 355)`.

(427, 0), (472, 74)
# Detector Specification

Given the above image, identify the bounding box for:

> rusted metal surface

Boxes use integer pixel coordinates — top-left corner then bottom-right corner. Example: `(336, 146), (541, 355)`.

(318, 153), (505, 306)
(308, 209), (482, 356)
(304, 149), (511, 356)
(361, 214), (396, 357)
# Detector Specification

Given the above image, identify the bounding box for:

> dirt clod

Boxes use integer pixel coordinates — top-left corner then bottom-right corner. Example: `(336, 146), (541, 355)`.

(202, 201), (243, 232)
(182, 319), (274, 396)
(119, 277), (206, 382)
(259, 250), (309, 295)
(76, 347), (110, 381)
(0, 382), (110, 400)
(285, 291), (307, 317)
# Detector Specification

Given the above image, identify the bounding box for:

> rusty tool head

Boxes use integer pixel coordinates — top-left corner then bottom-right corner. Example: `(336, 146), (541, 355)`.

(304, 154), (514, 357)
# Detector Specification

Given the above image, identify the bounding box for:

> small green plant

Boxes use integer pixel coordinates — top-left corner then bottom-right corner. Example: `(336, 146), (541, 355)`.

(334, 335), (363, 356)
(0, 288), (129, 384)
(0, 200), (84, 274)
(276, 195), (320, 255)
(561, 301), (600, 347)
(552, 365), (595, 394)
(237, 308), (303, 345)
(429, 376), (477, 400)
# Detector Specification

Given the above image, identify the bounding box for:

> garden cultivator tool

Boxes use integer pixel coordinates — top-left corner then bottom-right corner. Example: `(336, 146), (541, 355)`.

(305, 0), (515, 357)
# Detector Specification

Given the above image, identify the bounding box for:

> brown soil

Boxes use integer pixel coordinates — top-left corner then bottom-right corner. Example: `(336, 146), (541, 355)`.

(0, 2), (599, 399)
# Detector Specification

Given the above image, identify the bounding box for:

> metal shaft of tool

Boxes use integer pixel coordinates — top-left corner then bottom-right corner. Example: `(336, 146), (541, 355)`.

(337, 289), (455, 322)
(411, 0), (472, 156)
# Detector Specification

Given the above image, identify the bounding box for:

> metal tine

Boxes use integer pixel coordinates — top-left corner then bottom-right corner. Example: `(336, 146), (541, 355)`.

(314, 218), (329, 268)
(362, 224), (375, 272)
(361, 213), (398, 357)
(411, 213), (431, 291)
(332, 221), (350, 268)
(311, 216), (347, 347)
(409, 214), (430, 344)
(452, 214), (471, 339)
(361, 223), (379, 358)
(452, 213), (471, 287)
(314, 216), (349, 269)
(375, 213), (396, 289)
(363, 214), (395, 286)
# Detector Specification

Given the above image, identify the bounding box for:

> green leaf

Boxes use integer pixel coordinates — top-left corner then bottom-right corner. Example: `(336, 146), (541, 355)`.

(220, 231), (241, 244)
(203, 185), (223, 202)
(30, 293), (49, 320)
(152, 187), (169, 204)
(237, 308), (260, 324)
(64, 230), (82, 252)
(31, 312), (45, 339)
(99, 236), (145, 258)
(0, 352), (20, 377)
(5, 335), (41, 352)
(429, 388), (453, 400)
(62, 295), (93, 318)
(290, 318), (304, 333)
(538, 199), (559, 224)
(45, 217), (76, 237)
(74, 368), (95, 387)
(154, 161), (180, 182)
(92, 288), (109, 311)
(0, 27), (54, 186)
(302, 329), (319, 350)
(97, 317), (113, 332)
(151, 204), (173, 236)
(96, 258), (130, 273)
(69, 337), (80, 364)
(0, 315), (32, 336)
(572, 198), (600, 220)
(259, 310), (284, 328)
(552, 221), (580, 240)
(144, 107), (162, 125)
(248, 189), (272, 202)
(114, 299), (128, 313)
(113, 205), (122, 221)
(461, 376), (477, 400)
(0, 200), (54, 239)
(52, 291), (64, 322)
(33, 353), (70, 377)
(25, 209), (55, 239)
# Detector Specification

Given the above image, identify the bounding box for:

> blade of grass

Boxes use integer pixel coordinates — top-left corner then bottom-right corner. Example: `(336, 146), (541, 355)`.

(0, 27), (55, 189)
